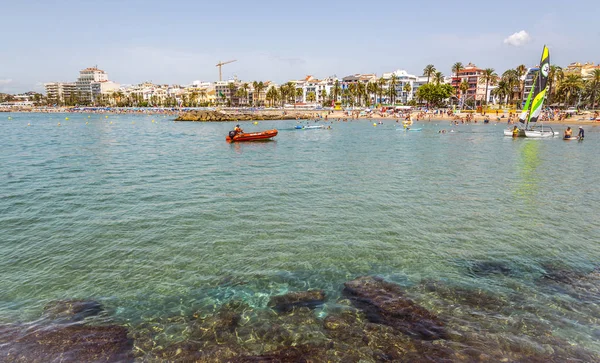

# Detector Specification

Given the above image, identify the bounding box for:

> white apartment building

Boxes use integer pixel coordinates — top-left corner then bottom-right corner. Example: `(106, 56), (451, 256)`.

(91, 81), (120, 98)
(382, 70), (419, 104)
(292, 76), (338, 104)
(76, 67), (109, 104)
(44, 82), (77, 104)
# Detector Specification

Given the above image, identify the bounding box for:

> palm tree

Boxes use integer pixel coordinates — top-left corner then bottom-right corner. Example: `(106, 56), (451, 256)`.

(252, 81), (265, 106)
(403, 83), (412, 103)
(515, 64), (527, 101)
(347, 83), (357, 106)
(116, 91), (125, 106)
(284, 82), (295, 104)
(367, 81), (377, 106)
(241, 83), (249, 105)
(342, 88), (353, 106)
(227, 82), (236, 106)
(386, 85), (395, 106)
(319, 89), (328, 105)
(492, 80), (511, 105)
(199, 89), (207, 104)
(547, 65), (563, 104)
(235, 88), (245, 105)
(389, 74), (399, 104)
(459, 80), (470, 109)
(252, 81), (259, 106)
(501, 69), (520, 105)
(588, 69), (600, 109)
(307, 91), (316, 103)
(194, 90), (201, 106)
(558, 74), (584, 106)
(333, 80), (341, 102)
(433, 71), (444, 85)
(266, 86), (278, 107)
(479, 68), (498, 106)
(377, 77), (387, 105)
(452, 62), (464, 77)
(356, 82), (366, 106)
(423, 64), (436, 84)
(296, 87), (303, 104)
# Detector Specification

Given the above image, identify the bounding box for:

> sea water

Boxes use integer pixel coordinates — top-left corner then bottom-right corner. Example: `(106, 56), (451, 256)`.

(1, 113), (599, 358)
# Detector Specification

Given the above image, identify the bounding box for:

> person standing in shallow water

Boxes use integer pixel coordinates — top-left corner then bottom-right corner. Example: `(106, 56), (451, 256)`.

(578, 126), (584, 139)
(564, 127), (572, 139)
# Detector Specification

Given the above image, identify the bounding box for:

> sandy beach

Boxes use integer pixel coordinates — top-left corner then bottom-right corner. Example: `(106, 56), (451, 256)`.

(304, 110), (600, 125)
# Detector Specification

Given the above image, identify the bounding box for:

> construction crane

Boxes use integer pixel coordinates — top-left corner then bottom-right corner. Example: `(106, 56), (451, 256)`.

(216, 60), (237, 81)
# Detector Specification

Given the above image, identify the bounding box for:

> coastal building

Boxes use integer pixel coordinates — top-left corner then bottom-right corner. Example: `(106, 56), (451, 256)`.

(44, 82), (77, 105)
(91, 81), (120, 99)
(315, 77), (336, 104)
(521, 67), (539, 106)
(251, 81), (275, 106)
(295, 75), (336, 104)
(382, 70), (418, 104)
(451, 63), (486, 107)
(341, 74), (377, 90)
(76, 67), (109, 104)
(122, 82), (169, 106)
(215, 79), (241, 106)
(0, 100), (35, 108)
(564, 62), (600, 80)
(191, 80), (212, 89)
(184, 83), (213, 105)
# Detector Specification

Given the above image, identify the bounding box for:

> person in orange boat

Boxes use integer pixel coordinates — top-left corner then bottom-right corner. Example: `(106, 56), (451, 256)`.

(234, 124), (243, 134)
(229, 124), (244, 140)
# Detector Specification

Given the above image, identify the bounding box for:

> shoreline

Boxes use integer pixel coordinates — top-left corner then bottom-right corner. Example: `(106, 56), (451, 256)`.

(2, 107), (599, 124)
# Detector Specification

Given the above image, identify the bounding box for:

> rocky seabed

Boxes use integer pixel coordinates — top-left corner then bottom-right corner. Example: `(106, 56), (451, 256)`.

(2, 265), (600, 362)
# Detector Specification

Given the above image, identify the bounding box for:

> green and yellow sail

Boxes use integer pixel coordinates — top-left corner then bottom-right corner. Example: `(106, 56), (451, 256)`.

(528, 45), (550, 124)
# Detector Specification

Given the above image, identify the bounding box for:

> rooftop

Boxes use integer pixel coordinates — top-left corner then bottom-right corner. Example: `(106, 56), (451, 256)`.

(81, 67), (106, 73)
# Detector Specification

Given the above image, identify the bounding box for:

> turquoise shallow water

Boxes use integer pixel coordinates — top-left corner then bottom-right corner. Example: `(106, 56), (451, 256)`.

(1, 113), (600, 356)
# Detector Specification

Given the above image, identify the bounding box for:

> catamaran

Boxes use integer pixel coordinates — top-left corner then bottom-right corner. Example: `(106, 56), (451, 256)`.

(504, 45), (559, 138)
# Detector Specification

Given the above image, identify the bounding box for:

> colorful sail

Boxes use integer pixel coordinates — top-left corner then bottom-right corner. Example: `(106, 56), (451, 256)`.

(528, 45), (550, 124)
(519, 74), (536, 123)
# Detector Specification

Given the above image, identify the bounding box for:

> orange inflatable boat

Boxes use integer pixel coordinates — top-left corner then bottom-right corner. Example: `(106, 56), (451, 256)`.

(226, 129), (278, 142)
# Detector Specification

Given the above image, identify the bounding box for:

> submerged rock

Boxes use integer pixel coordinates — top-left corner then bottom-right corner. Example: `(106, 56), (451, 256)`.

(467, 261), (514, 277)
(343, 276), (448, 341)
(235, 344), (330, 362)
(0, 324), (133, 363)
(42, 299), (103, 323)
(420, 280), (511, 312)
(540, 264), (587, 284)
(268, 290), (326, 313)
(538, 264), (600, 301)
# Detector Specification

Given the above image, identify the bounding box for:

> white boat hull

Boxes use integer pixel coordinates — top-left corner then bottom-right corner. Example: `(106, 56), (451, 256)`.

(524, 130), (558, 138)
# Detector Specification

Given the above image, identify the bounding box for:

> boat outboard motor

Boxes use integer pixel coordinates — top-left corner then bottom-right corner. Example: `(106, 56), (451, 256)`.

(229, 130), (237, 139)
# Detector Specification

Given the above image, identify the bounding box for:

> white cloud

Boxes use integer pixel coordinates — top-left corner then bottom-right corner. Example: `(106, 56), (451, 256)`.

(503, 30), (532, 47)
(0, 79), (13, 85)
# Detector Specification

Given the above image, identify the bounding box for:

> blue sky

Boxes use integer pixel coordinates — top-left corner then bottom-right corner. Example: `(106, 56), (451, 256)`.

(1, 0), (598, 93)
